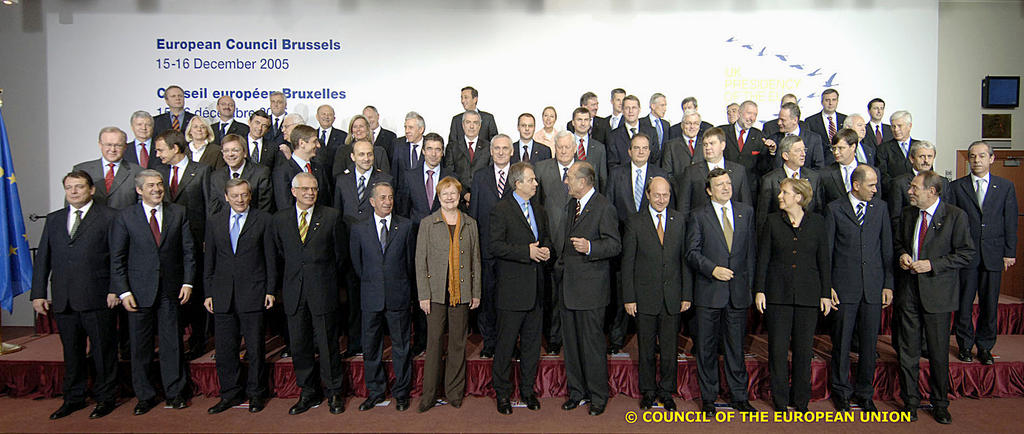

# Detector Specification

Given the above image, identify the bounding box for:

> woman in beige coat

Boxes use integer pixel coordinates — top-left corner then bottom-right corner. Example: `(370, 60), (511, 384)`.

(415, 176), (481, 412)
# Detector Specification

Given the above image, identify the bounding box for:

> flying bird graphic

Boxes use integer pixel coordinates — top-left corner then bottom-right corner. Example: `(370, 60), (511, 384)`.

(807, 68), (821, 77)
(726, 37), (736, 42)
(757, 47), (766, 56)
(742, 44), (753, 50)
(775, 54), (788, 61)
(823, 73), (839, 87)
(789, 64), (805, 70)
(807, 93), (818, 99)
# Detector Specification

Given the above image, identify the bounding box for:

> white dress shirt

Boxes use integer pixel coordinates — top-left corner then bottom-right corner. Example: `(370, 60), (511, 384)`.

(67, 200), (94, 235)
(712, 200), (735, 233)
(912, 198), (940, 261)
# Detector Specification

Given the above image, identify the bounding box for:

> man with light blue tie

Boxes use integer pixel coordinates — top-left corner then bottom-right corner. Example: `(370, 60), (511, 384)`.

(876, 110), (920, 190)
(646, 93), (670, 165)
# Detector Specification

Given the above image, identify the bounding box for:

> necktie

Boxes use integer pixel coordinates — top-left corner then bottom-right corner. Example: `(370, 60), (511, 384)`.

(69, 210), (82, 237)
(305, 162), (312, 173)
(523, 202), (538, 240)
(230, 214), (241, 253)
(357, 175), (366, 201)
(138, 142), (149, 168)
(274, 118), (280, 134)
(320, 129), (327, 145)
(688, 139), (694, 155)
(655, 119), (664, 145)
(252, 141), (260, 163)
(522, 145), (530, 162)
(497, 170), (506, 197)
(574, 200), (582, 222)
(827, 115), (837, 142)
(855, 144), (867, 163)
(411, 144), (418, 168)
(170, 166), (179, 197)
(232, 172), (240, 179)
(467, 141), (475, 161)
(738, 129), (746, 152)
(149, 208), (161, 245)
(379, 218), (388, 251)
(656, 213), (664, 245)
(792, 171), (800, 179)
(875, 125), (882, 145)
(562, 167), (568, 182)
(842, 166), (851, 191)
(171, 115), (180, 131)
(633, 168), (643, 211)
(721, 206), (733, 252)
(105, 163), (115, 192)
(222, 122), (230, 137)
(977, 179), (987, 207)
(630, 127), (637, 137)
(298, 210), (308, 242)
(855, 202), (865, 226)
(901, 142), (909, 158)
(425, 169), (435, 204)
(577, 138), (586, 160)
(917, 210), (928, 259)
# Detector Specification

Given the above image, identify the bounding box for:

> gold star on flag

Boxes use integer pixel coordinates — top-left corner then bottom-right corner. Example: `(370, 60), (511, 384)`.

(7, 174), (14, 183)
(8, 246), (16, 256)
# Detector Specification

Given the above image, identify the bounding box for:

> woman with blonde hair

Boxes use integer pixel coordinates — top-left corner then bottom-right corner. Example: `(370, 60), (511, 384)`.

(185, 117), (224, 169)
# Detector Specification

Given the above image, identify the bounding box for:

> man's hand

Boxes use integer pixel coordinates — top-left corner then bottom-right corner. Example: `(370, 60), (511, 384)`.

(178, 286), (192, 305)
(463, 193), (471, 202)
(204, 297), (214, 314)
(712, 266), (734, 281)
(106, 294), (120, 309)
(570, 237), (591, 254)
(470, 298), (480, 310)
(681, 301), (692, 312)
(820, 297), (834, 316)
(265, 295), (275, 309)
(831, 288), (841, 308)
(278, 144), (292, 159)
(32, 299), (50, 316)
(755, 292), (766, 313)
(420, 300), (431, 315)
(122, 294), (138, 312)
(529, 242), (546, 262)
(537, 247), (551, 262)
(763, 138), (777, 154)
(1004, 257), (1016, 271)
(909, 260), (932, 274)
(899, 254), (913, 270)
(624, 302), (637, 317)
(882, 288), (893, 308)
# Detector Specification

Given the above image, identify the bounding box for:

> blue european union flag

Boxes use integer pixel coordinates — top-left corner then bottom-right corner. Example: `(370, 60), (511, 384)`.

(0, 107), (33, 313)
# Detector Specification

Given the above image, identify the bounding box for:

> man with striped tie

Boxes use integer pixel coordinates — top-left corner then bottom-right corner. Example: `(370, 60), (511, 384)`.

(805, 88), (847, 165)
(153, 85), (195, 137)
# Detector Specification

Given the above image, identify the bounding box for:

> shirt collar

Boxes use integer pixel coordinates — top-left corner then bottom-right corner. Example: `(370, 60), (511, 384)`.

(922, 198), (940, 217)
(101, 157), (120, 167)
(230, 160), (246, 176)
(630, 161), (647, 174)
(464, 135), (478, 145)
(578, 187), (596, 210)
(848, 192), (865, 210)
(142, 201), (162, 217)
(133, 137), (151, 146)
(712, 199), (733, 215)
(971, 172), (991, 184)
(69, 200), (94, 216)
(512, 191), (530, 208)
(292, 154), (310, 169)
(230, 207), (249, 220)
(295, 204), (314, 220)
(784, 165), (801, 179)
(172, 157), (189, 172)
(494, 163), (510, 175)
(557, 160), (574, 173)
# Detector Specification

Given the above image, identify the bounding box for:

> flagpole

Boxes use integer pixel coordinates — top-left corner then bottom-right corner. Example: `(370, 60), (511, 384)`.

(0, 88), (25, 356)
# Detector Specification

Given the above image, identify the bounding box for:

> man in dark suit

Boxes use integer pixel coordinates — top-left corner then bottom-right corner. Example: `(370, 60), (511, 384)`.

(350, 181), (414, 412)
(604, 133), (669, 353)
(31, 171), (120, 420)
(566, 92), (611, 145)
(670, 97), (715, 139)
(761, 94), (799, 138)
(819, 129), (868, 208)
(154, 129), (211, 359)
(606, 95), (659, 170)
(490, 162), (552, 414)
(894, 171), (975, 424)
(804, 89), (847, 147)
(313, 104), (347, 181)
(212, 96), (250, 145)
(391, 111), (426, 174)
(887, 141), (951, 219)
(622, 176), (688, 411)
(843, 114), (877, 167)
(110, 169), (195, 414)
(686, 167), (757, 416)
(125, 111), (163, 170)
(203, 178), (276, 414)
(74, 127), (144, 210)
(207, 134), (274, 215)
(534, 131), (577, 355)
(824, 165), (893, 413)
(273, 125), (331, 211)
(762, 102), (827, 170)
(246, 110), (279, 169)
(569, 107), (609, 192)
(756, 135), (823, 228)
(270, 172), (347, 415)
(449, 86), (498, 144)
(875, 110), (918, 189)
(722, 100), (767, 195)
(266, 91), (288, 144)
(674, 127), (751, 217)
(334, 140), (392, 357)
(557, 161), (621, 416)
(444, 110), (491, 197)
(468, 134), (515, 358)
(645, 93), (671, 154)
(364, 105), (398, 160)
(951, 141), (1018, 365)
(864, 98), (894, 153)
(511, 113), (552, 164)
(661, 110), (705, 178)
(152, 85), (195, 137)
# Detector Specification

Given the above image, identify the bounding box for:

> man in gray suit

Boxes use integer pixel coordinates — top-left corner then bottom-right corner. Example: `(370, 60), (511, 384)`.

(534, 131), (577, 354)
(569, 107), (608, 193)
(73, 126), (143, 210)
(661, 109), (705, 178)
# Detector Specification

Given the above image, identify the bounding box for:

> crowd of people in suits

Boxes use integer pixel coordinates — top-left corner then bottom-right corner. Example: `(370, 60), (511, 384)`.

(28, 85), (1016, 425)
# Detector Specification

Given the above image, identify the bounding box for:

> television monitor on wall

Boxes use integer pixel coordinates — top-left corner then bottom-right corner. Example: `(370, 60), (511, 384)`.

(982, 76), (1020, 108)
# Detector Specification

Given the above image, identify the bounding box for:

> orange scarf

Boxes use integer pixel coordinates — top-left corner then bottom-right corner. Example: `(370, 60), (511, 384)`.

(447, 213), (462, 306)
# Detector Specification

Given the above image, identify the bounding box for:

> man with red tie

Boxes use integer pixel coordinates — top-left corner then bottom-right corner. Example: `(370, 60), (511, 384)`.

(570, 107), (608, 192)
(805, 89), (847, 161)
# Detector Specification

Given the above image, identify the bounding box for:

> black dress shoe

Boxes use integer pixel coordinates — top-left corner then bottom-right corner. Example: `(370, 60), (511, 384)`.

(639, 394), (656, 409)
(978, 349), (995, 365)
(546, 344), (561, 355)
(522, 395), (540, 410)
(606, 346), (621, 355)
(329, 395), (345, 414)
(50, 401), (87, 420)
(359, 395), (385, 411)
(289, 396), (323, 415)
(133, 398), (159, 416)
(832, 396), (851, 412)
(89, 401), (117, 419)
(561, 398), (580, 410)
(341, 348), (363, 359)
(932, 407), (951, 424)
(702, 401), (717, 417)
(411, 345), (426, 357)
(480, 348), (495, 359)
(395, 398), (410, 411)
(731, 400), (756, 413)
(900, 406), (918, 422)
(658, 396), (677, 411)
(280, 349), (291, 359)
(852, 397), (877, 412)
(957, 348), (974, 362)
(167, 397), (189, 410)
(208, 397), (243, 414)
(496, 398), (513, 415)
(248, 396), (266, 413)
(588, 403), (605, 416)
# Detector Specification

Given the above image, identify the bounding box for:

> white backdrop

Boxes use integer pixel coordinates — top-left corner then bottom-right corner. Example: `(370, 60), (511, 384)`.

(44, 1), (939, 208)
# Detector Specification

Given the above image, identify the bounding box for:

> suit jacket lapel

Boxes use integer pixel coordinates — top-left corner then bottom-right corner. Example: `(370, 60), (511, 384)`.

(305, 207), (322, 245)
(68, 207), (99, 243)
(111, 163), (131, 194)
